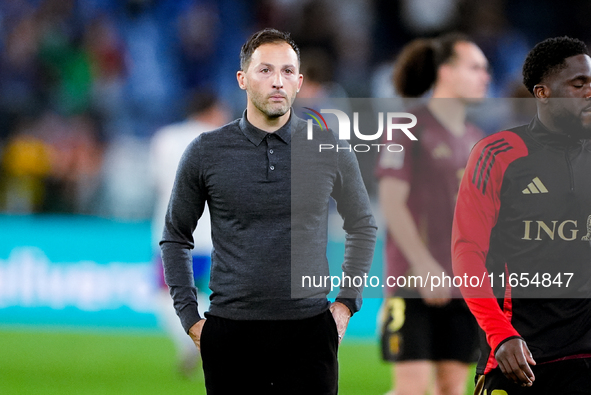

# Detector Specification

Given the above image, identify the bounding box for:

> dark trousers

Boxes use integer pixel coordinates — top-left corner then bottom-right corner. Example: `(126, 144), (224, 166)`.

(200, 310), (339, 395)
(475, 358), (591, 394)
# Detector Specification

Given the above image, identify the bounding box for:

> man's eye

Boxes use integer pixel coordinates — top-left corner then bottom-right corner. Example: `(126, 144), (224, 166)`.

(285, 69), (293, 74)
(261, 68), (269, 73)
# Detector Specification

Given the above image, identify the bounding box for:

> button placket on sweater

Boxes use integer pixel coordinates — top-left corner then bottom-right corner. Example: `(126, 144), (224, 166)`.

(266, 134), (280, 179)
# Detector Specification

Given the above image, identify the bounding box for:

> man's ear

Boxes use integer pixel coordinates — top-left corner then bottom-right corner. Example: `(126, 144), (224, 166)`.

(237, 70), (247, 90)
(533, 84), (549, 103)
(297, 73), (303, 93)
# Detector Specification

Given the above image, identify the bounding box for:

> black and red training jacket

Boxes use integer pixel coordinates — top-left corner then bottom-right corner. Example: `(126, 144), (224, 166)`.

(452, 115), (591, 374)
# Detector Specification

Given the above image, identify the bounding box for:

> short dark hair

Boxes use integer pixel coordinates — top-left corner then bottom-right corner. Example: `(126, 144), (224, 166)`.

(240, 28), (300, 71)
(522, 36), (589, 94)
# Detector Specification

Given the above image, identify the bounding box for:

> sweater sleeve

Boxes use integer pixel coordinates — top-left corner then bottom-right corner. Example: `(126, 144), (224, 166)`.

(331, 141), (378, 315)
(160, 136), (207, 333)
(452, 131), (527, 353)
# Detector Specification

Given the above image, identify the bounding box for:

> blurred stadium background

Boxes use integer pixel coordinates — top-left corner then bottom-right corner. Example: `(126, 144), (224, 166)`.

(0, 0), (588, 393)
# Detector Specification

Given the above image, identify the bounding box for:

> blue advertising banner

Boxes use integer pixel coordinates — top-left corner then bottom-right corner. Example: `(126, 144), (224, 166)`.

(0, 215), (159, 329)
(0, 214), (382, 337)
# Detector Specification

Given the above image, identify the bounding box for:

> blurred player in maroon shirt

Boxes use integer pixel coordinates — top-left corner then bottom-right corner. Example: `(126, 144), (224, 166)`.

(376, 33), (490, 395)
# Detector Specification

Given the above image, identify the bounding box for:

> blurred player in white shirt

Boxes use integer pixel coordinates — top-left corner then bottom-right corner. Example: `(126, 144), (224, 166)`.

(150, 90), (229, 377)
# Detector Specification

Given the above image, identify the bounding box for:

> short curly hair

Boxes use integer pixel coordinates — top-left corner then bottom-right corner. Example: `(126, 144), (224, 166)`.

(522, 36), (589, 94)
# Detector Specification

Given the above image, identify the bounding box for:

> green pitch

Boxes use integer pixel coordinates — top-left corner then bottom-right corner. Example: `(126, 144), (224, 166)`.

(0, 328), (474, 394)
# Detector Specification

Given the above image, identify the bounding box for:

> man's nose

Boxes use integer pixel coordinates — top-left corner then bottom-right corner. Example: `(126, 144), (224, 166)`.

(273, 72), (283, 88)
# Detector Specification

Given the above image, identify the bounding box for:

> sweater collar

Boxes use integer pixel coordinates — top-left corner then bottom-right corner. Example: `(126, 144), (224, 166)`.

(239, 109), (292, 146)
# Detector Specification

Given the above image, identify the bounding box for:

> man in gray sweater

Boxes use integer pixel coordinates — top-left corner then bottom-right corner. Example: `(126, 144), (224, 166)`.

(160, 28), (376, 394)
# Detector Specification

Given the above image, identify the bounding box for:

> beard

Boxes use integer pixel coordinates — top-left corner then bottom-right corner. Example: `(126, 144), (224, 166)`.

(553, 113), (591, 139)
(550, 101), (591, 139)
(249, 90), (294, 119)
